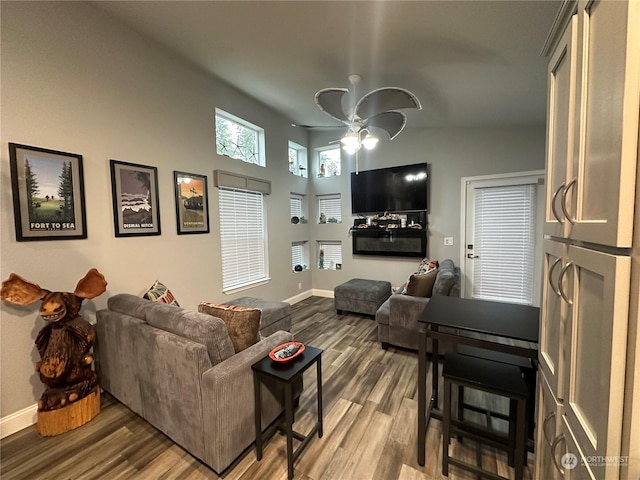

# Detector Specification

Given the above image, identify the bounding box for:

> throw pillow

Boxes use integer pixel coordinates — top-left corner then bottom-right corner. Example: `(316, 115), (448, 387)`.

(198, 302), (261, 353)
(143, 280), (180, 306)
(405, 269), (438, 297)
(399, 258), (439, 294)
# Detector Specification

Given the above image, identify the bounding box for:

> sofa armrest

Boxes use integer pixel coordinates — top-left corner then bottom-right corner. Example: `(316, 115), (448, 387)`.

(388, 294), (430, 329)
(200, 330), (293, 472)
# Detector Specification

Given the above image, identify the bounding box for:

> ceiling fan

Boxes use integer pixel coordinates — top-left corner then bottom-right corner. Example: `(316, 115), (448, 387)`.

(313, 74), (421, 154)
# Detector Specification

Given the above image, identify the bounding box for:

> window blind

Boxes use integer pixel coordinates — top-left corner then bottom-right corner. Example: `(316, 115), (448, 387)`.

(291, 242), (305, 270)
(218, 187), (267, 291)
(472, 184), (536, 305)
(318, 194), (341, 223)
(290, 195), (302, 218)
(318, 241), (342, 270)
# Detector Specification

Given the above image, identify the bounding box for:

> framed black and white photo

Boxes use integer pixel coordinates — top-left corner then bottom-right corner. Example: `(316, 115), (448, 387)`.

(174, 171), (209, 234)
(110, 160), (161, 237)
(9, 143), (87, 241)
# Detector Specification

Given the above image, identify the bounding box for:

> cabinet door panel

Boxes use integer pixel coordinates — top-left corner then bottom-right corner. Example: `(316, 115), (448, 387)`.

(564, 245), (630, 479)
(569, 0), (640, 247)
(555, 415), (597, 480)
(544, 16), (578, 238)
(535, 371), (564, 480)
(540, 239), (570, 399)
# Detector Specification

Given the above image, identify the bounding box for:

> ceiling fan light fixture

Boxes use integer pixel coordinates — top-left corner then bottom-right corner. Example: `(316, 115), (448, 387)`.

(342, 143), (359, 155)
(362, 134), (379, 150)
(340, 132), (359, 148)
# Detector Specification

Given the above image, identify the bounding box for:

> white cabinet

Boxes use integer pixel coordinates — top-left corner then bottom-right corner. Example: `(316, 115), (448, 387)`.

(539, 239), (570, 399)
(562, 245), (631, 480)
(535, 371), (564, 480)
(543, 0), (640, 248)
(543, 15), (578, 239)
(539, 1), (640, 479)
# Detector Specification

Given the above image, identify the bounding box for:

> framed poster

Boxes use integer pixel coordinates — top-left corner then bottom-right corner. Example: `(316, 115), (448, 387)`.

(8, 143), (87, 241)
(174, 171), (209, 234)
(110, 160), (161, 237)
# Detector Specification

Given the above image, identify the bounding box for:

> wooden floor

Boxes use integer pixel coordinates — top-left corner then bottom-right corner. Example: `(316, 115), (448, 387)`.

(1, 296), (534, 480)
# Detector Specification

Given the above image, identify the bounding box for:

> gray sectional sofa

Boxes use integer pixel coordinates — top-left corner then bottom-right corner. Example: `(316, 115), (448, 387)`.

(94, 293), (295, 474)
(376, 258), (461, 351)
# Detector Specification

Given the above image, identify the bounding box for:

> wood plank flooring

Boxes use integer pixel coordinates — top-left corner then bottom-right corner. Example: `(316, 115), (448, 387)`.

(0, 296), (534, 479)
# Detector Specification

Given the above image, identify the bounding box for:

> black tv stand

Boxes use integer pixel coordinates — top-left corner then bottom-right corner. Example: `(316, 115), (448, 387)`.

(351, 227), (427, 258)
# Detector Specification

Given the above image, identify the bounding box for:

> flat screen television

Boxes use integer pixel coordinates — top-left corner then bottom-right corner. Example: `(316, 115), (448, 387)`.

(351, 163), (428, 214)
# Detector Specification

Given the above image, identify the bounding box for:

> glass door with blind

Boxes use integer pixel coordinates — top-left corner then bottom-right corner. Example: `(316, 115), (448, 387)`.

(462, 172), (544, 306)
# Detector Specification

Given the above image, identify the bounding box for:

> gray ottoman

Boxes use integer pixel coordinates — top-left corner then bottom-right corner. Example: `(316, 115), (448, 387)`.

(334, 278), (392, 317)
(226, 296), (291, 337)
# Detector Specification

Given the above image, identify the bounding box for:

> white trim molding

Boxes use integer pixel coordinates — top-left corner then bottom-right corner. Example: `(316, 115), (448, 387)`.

(1, 403), (37, 439)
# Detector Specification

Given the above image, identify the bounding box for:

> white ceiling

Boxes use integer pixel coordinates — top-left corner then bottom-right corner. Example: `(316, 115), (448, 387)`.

(90, 1), (560, 131)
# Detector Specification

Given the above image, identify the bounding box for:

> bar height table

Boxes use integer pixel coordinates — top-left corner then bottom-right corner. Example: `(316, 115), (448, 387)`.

(416, 295), (539, 466)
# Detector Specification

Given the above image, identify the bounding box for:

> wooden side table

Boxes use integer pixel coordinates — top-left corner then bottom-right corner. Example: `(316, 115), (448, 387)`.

(252, 345), (323, 480)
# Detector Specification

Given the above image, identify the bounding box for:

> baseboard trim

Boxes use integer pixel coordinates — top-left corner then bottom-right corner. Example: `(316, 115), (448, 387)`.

(312, 289), (334, 298)
(284, 290), (313, 305)
(1, 403), (37, 439)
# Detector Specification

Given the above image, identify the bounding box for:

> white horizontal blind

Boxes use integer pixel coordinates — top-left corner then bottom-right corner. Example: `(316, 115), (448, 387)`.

(290, 195), (302, 218)
(291, 242), (304, 270)
(318, 241), (342, 270)
(318, 194), (341, 223)
(473, 184), (536, 305)
(219, 187), (267, 291)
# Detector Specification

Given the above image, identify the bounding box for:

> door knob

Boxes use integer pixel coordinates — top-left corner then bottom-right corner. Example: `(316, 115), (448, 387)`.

(467, 254), (479, 259)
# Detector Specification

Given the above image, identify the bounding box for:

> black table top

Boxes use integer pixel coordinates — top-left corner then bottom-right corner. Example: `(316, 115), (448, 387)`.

(418, 295), (540, 344)
(252, 345), (323, 382)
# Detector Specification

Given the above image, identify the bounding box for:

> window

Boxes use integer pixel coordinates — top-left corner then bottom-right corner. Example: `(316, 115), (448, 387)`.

(291, 242), (308, 271)
(472, 184), (536, 304)
(288, 141), (308, 177)
(215, 108), (265, 166)
(218, 187), (268, 291)
(318, 194), (341, 223)
(290, 194), (302, 218)
(317, 146), (341, 177)
(289, 193), (307, 223)
(318, 241), (342, 270)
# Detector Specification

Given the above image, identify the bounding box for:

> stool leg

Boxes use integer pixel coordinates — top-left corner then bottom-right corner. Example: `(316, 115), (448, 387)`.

(508, 398), (516, 467)
(456, 385), (464, 443)
(442, 378), (451, 476)
(514, 397), (526, 480)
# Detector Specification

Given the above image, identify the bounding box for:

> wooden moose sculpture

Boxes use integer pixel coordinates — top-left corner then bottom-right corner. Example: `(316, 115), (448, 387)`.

(1, 268), (107, 435)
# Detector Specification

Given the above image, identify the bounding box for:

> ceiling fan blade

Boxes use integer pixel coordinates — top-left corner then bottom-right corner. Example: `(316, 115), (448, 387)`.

(292, 124), (343, 129)
(364, 111), (407, 140)
(315, 88), (351, 123)
(354, 87), (422, 120)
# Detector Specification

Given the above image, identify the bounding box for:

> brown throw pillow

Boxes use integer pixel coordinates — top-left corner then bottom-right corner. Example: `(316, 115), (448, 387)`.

(406, 269), (438, 297)
(198, 302), (261, 353)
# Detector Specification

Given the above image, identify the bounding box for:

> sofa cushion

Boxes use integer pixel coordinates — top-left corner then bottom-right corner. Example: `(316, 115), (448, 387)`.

(433, 258), (458, 296)
(108, 293), (151, 320)
(145, 303), (235, 365)
(198, 302), (261, 353)
(405, 268), (438, 297)
(143, 280), (180, 306)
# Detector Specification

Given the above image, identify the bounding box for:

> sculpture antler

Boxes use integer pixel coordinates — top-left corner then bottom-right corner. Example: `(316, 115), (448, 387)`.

(1, 273), (48, 306)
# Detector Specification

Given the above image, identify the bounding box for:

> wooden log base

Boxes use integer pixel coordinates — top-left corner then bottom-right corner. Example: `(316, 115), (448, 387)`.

(37, 388), (100, 437)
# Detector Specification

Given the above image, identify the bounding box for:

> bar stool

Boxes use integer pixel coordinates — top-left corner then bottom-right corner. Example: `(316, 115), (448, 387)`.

(442, 352), (529, 480)
(456, 344), (537, 444)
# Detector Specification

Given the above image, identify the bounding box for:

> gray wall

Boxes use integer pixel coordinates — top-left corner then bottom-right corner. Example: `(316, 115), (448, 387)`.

(308, 126), (546, 292)
(0, 1), (544, 422)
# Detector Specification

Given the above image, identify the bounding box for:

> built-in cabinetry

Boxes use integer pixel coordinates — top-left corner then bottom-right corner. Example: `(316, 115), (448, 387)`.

(537, 1), (640, 479)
